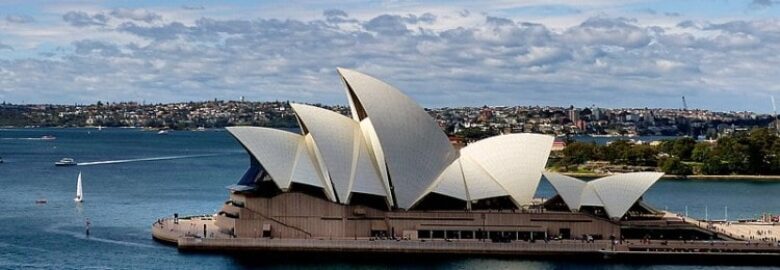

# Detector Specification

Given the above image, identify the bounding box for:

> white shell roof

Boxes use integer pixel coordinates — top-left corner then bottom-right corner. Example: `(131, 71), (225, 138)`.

(227, 68), (564, 211)
(590, 172), (664, 219)
(543, 173), (587, 211)
(460, 155), (508, 200)
(461, 134), (554, 206)
(350, 131), (388, 199)
(338, 68), (459, 209)
(580, 184), (603, 207)
(431, 159), (468, 200)
(542, 172), (663, 219)
(427, 133), (555, 206)
(225, 127), (328, 197)
(290, 134), (328, 189)
(290, 103), (387, 203)
(359, 119), (394, 206)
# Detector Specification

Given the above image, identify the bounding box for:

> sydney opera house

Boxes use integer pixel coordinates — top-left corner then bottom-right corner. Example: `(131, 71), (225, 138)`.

(152, 68), (763, 257)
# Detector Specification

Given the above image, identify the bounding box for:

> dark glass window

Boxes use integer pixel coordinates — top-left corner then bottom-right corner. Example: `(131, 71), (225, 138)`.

(446, 230), (459, 239)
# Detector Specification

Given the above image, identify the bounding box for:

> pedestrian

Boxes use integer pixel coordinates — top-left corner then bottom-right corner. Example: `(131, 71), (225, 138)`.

(203, 224), (207, 238)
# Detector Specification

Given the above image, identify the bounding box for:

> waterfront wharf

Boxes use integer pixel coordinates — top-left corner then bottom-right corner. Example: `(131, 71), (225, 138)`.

(177, 237), (611, 256)
(153, 215), (780, 261)
(153, 215), (231, 243)
(664, 211), (780, 242)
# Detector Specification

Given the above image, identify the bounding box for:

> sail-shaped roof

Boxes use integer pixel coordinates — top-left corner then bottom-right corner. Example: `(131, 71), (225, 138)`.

(460, 134), (553, 206)
(543, 172), (663, 219)
(543, 173), (588, 211)
(227, 68), (563, 211)
(589, 172), (663, 219)
(425, 133), (554, 206)
(290, 103), (387, 204)
(226, 127), (303, 190)
(226, 127), (334, 200)
(338, 68), (458, 209)
(430, 159), (468, 200)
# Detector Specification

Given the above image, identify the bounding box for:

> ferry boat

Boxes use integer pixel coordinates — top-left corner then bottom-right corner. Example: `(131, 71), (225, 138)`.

(55, 158), (77, 166)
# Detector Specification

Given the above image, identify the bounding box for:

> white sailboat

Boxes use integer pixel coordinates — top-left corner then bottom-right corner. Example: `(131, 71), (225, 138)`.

(74, 172), (84, 203)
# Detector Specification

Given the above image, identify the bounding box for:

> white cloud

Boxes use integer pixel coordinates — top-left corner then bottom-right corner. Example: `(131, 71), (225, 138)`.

(0, 5), (778, 111)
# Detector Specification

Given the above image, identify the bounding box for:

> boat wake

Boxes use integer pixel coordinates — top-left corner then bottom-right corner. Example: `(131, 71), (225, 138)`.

(76, 153), (234, 166)
(44, 224), (160, 249)
(0, 241), (48, 252)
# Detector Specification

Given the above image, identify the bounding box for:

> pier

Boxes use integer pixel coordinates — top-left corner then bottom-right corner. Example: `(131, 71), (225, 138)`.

(154, 214), (780, 263)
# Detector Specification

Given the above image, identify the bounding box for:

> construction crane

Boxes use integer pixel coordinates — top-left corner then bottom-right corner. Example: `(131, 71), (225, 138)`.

(772, 96), (779, 133)
(681, 96), (688, 111)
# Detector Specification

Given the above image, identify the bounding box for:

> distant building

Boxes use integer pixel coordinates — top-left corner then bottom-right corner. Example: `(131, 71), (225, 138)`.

(551, 140), (567, 151)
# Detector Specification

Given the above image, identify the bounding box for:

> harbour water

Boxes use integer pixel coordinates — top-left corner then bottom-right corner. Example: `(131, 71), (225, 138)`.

(0, 128), (777, 269)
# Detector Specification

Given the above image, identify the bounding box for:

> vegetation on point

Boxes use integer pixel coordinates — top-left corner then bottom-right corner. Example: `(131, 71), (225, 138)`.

(556, 128), (780, 176)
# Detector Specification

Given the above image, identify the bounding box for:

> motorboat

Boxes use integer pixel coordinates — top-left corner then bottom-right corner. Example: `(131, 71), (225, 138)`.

(55, 158), (77, 166)
(41, 135), (56, 140)
(157, 130), (169, 135)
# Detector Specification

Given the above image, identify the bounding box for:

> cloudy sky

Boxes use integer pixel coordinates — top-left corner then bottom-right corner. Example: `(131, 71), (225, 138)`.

(0, 0), (779, 111)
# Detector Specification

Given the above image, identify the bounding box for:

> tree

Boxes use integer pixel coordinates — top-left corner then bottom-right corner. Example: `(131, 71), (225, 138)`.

(691, 142), (712, 162)
(660, 157), (692, 175)
(455, 127), (498, 141)
(768, 140), (780, 174)
(560, 142), (598, 166)
(600, 140), (632, 163)
(671, 137), (696, 160)
(627, 144), (658, 166)
(707, 136), (749, 174)
(746, 128), (776, 174)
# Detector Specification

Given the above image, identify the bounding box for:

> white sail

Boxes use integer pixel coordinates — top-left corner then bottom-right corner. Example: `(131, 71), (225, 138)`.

(75, 172), (83, 202)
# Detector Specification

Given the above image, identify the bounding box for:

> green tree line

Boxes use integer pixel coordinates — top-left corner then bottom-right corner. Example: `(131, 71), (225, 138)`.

(557, 128), (780, 176)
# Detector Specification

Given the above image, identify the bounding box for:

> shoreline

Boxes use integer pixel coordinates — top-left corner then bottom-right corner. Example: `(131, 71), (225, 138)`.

(559, 172), (780, 181)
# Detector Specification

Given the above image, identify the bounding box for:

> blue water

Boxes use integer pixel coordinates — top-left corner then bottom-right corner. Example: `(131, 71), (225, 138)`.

(571, 135), (680, 145)
(0, 128), (777, 269)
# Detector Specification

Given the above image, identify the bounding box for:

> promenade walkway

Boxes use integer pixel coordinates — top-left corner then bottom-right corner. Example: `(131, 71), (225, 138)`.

(152, 215), (228, 243)
(178, 237), (612, 255)
(663, 211), (780, 242)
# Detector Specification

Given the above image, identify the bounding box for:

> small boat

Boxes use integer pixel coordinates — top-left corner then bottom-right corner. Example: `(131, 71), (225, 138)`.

(40, 135), (56, 140)
(196, 127), (206, 132)
(74, 172), (83, 203)
(55, 158), (77, 166)
(157, 130), (169, 135)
